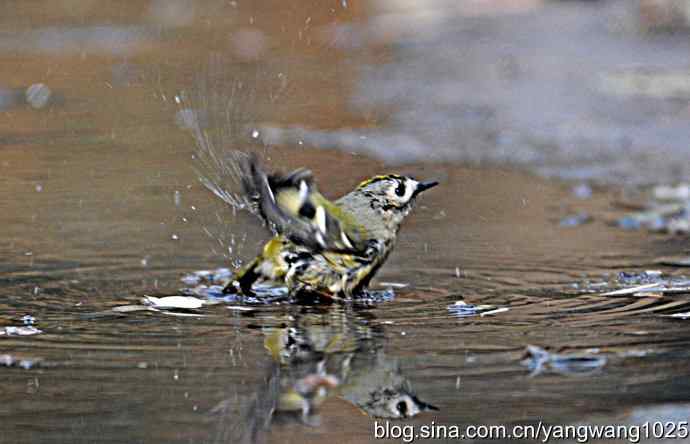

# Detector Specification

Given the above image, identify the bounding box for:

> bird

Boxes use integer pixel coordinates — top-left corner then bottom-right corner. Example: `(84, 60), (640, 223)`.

(224, 155), (438, 299)
(261, 309), (438, 421)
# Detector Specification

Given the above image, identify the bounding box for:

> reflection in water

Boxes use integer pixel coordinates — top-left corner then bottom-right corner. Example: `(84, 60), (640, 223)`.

(216, 307), (437, 443)
(4, 1), (690, 443)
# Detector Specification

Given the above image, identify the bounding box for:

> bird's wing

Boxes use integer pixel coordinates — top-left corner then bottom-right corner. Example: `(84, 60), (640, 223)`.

(240, 155), (370, 254)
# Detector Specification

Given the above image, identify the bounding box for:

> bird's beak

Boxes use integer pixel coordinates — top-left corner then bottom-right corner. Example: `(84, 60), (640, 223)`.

(412, 395), (439, 412)
(413, 180), (439, 197)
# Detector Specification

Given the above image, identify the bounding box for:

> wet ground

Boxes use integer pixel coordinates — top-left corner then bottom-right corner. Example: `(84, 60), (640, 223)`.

(3, 1), (690, 443)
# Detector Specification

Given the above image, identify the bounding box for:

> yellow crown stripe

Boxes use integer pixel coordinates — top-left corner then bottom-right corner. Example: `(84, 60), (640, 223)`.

(356, 174), (404, 189)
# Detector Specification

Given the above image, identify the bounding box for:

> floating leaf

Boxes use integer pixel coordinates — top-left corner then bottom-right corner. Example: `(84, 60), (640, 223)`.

(0, 326), (43, 337)
(142, 296), (205, 310)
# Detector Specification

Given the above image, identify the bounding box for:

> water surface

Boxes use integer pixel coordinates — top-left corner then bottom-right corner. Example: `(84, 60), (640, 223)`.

(2, 1), (690, 443)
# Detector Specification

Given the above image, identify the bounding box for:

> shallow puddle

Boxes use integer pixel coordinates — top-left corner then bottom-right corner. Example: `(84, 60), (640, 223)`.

(2, 1), (690, 443)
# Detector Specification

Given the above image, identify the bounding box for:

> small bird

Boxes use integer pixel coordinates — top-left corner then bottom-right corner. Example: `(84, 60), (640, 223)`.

(225, 155), (438, 299)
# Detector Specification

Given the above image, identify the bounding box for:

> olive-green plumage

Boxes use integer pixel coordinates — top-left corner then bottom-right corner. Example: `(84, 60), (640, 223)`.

(225, 156), (437, 299)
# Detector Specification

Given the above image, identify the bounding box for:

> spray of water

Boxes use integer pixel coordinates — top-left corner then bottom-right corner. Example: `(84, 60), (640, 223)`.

(173, 53), (294, 267)
(172, 58), (259, 266)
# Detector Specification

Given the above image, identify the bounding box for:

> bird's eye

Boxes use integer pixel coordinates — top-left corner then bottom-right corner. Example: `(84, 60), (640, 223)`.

(395, 182), (406, 197)
(396, 401), (408, 417)
(298, 201), (316, 219)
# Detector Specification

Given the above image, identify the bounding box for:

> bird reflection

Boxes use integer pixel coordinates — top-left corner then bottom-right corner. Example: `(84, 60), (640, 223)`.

(216, 306), (437, 443)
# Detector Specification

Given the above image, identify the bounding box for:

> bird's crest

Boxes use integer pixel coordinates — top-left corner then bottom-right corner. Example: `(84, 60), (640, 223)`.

(356, 174), (405, 190)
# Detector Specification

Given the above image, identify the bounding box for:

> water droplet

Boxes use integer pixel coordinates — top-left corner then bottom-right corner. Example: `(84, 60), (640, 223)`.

(35, 184), (43, 192)
(25, 83), (52, 109)
(171, 234), (179, 240)
(251, 129), (260, 139)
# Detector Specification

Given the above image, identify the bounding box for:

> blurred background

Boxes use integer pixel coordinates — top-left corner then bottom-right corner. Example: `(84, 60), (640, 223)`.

(2, 1), (690, 443)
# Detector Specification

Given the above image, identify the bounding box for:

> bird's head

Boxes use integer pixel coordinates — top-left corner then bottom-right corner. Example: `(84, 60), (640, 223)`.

(356, 175), (438, 219)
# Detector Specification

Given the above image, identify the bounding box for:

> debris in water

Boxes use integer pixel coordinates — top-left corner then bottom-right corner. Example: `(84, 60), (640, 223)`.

(654, 183), (690, 201)
(617, 349), (654, 358)
(25, 83), (52, 109)
(481, 307), (509, 317)
(0, 326), (43, 337)
(112, 303), (207, 318)
(616, 270), (665, 285)
(226, 306), (255, 312)
(354, 288), (396, 304)
(447, 301), (508, 318)
(597, 271), (690, 297)
(572, 183), (592, 200)
(613, 184), (690, 234)
(559, 212), (592, 227)
(600, 283), (662, 297)
(521, 345), (606, 377)
(112, 305), (155, 314)
(142, 295), (205, 310)
(112, 294), (217, 317)
(181, 268), (233, 286)
(0, 354), (42, 369)
(665, 312), (690, 319)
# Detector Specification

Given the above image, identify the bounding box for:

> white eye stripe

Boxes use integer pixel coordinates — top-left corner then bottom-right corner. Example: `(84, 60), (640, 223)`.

(298, 180), (309, 204)
(403, 179), (417, 202)
(315, 205), (327, 234)
(390, 179), (417, 202)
